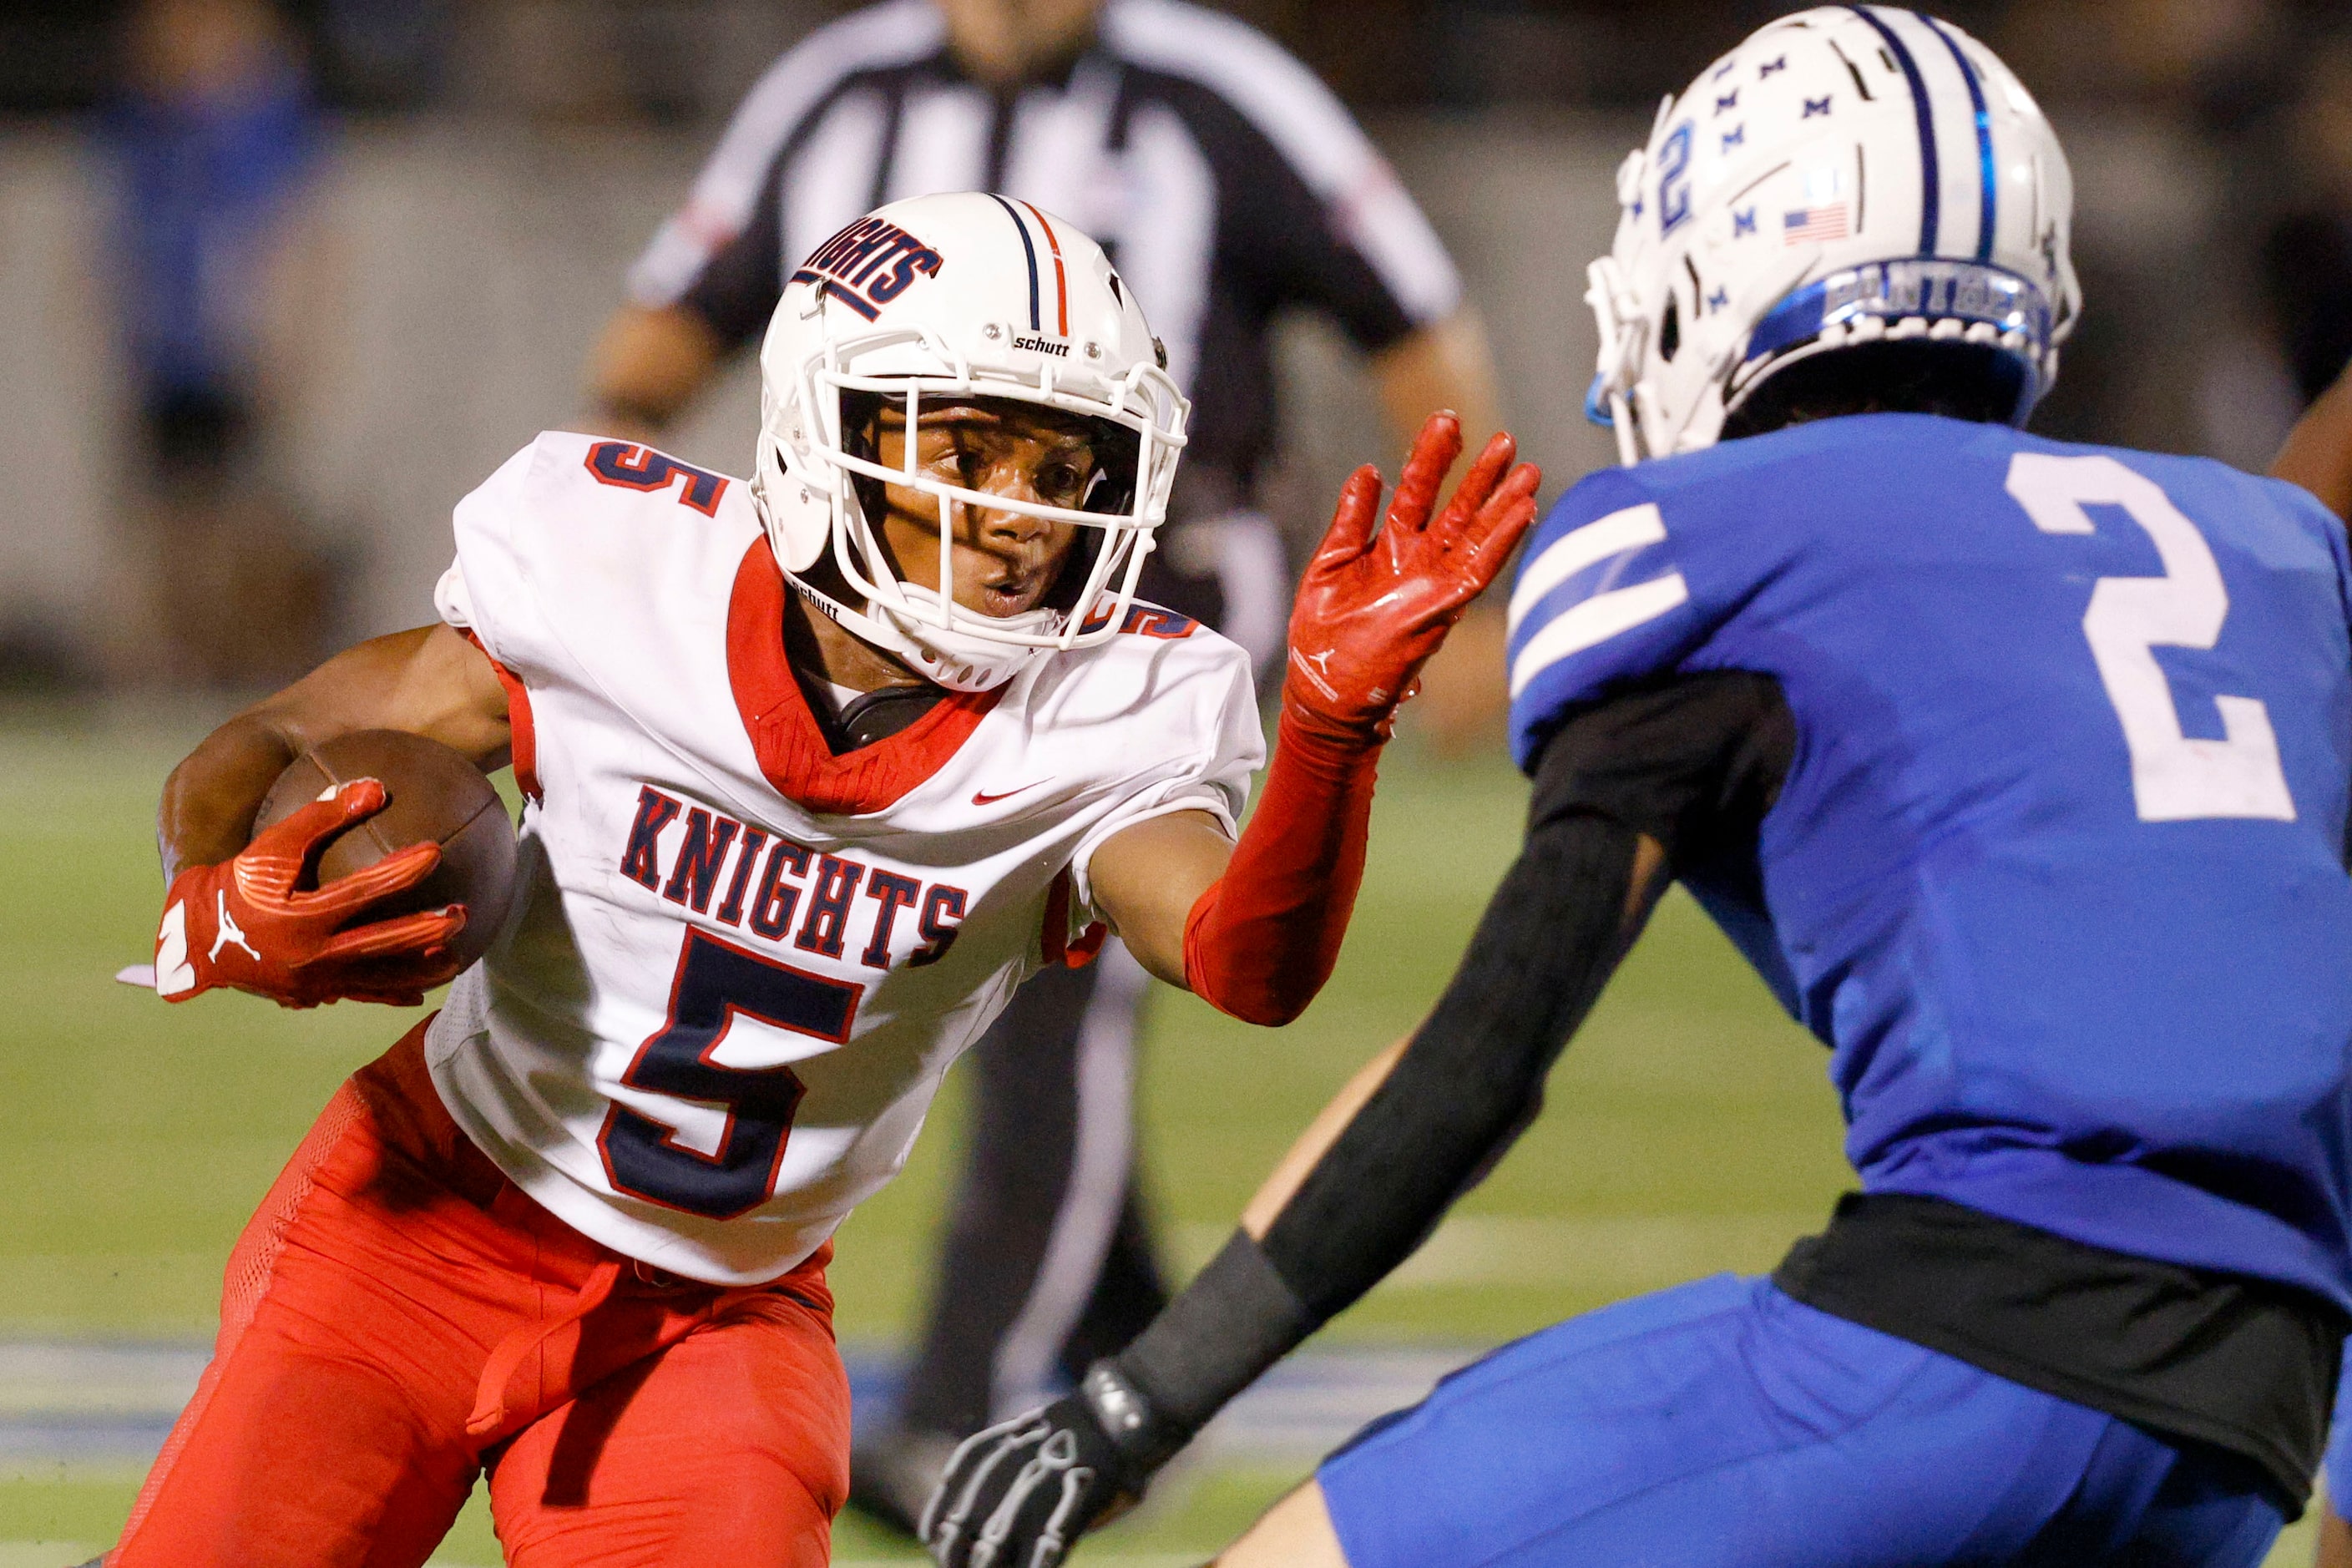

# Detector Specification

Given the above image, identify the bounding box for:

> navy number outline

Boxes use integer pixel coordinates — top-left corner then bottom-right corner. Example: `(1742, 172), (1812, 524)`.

(584, 441), (729, 517)
(598, 928), (862, 1220)
(1657, 121), (1695, 235)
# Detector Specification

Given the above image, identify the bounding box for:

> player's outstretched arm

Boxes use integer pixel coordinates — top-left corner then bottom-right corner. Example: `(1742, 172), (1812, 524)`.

(926, 757), (1672, 1568)
(153, 625), (511, 1008)
(2273, 358), (2352, 524)
(1089, 411), (1540, 1024)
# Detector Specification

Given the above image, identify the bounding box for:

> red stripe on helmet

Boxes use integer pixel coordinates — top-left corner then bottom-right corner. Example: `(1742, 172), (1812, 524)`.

(1019, 200), (1070, 337)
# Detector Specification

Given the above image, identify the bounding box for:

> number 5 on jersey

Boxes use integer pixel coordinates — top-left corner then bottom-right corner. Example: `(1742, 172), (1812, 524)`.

(599, 929), (862, 1220)
(2006, 453), (2297, 823)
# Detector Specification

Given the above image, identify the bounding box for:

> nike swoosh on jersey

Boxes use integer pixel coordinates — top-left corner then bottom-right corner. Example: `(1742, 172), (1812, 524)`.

(971, 781), (1051, 806)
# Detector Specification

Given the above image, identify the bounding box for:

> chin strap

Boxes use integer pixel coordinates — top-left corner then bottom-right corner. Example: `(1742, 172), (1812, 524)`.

(785, 574), (1044, 695)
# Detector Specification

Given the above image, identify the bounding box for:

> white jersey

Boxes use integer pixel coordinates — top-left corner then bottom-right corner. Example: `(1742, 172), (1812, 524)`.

(427, 432), (1261, 1285)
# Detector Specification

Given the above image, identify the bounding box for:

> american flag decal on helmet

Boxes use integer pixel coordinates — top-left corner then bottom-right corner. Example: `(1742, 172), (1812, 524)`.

(1783, 205), (1850, 245)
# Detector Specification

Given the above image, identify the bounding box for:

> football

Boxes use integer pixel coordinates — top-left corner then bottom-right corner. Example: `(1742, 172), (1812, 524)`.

(253, 729), (519, 974)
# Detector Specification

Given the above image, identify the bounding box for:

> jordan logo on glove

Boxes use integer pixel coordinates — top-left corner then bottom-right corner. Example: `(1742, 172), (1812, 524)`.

(210, 892), (262, 964)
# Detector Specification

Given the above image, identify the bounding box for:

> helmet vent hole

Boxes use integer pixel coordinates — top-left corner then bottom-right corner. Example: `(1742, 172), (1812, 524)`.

(1659, 297), (1681, 363)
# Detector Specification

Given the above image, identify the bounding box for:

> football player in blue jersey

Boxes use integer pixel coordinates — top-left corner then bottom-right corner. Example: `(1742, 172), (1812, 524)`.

(923, 8), (2352, 1568)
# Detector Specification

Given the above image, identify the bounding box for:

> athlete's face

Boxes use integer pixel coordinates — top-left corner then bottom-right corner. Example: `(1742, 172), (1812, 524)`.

(870, 400), (1093, 620)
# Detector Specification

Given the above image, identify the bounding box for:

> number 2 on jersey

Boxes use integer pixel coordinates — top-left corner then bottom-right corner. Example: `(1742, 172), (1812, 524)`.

(599, 929), (862, 1220)
(2004, 453), (2295, 822)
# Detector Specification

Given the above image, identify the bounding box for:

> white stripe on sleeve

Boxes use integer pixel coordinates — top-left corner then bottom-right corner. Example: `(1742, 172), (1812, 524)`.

(1506, 502), (1667, 632)
(1001, 58), (1124, 228)
(1101, 0), (1462, 323)
(1113, 104), (1217, 391)
(781, 89), (894, 286)
(883, 83), (992, 203)
(627, 0), (942, 307)
(1509, 574), (1691, 700)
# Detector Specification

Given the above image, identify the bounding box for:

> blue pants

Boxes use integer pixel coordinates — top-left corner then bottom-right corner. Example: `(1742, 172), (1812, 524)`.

(1318, 1276), (2283, 1568)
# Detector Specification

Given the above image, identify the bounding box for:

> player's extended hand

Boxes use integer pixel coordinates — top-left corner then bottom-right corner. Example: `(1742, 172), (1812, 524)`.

(923, 1381), (1150, 1568)
(154, 778), (464, 1009)
(1283, 410), (1541, 741)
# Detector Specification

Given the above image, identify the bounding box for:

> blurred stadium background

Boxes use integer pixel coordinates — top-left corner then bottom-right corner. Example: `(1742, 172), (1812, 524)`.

(3, 0), (2350, 1561)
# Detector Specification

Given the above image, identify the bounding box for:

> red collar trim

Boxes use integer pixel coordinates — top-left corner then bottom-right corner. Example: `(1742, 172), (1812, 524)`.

(726, 537), (1004, 815)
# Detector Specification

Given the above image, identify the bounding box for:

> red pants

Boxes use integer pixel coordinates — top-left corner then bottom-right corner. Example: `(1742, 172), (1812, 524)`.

(112, 1024), (850, 1567)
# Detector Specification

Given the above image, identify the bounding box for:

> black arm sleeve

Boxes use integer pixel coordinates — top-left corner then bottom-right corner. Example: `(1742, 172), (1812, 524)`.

(1525, 670), (1795, 867)
(1110, 676), (1787, 1448)
(1258, 806), (1641, 1318)
(1110, 806), (1638, 1446)
(1111, 670), (1791, 1445)
(1262, 669), (1793, 1318)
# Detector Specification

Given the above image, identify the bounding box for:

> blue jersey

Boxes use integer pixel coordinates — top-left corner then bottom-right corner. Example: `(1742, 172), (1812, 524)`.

(1507, 413), (2352, 1311)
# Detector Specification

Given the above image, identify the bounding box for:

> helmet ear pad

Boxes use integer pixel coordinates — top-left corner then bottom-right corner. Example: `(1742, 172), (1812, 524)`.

(758, 436), (836, 574)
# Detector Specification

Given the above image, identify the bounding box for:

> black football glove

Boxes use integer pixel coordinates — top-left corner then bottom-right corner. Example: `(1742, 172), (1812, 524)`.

(923, 1362), (1182, 1568)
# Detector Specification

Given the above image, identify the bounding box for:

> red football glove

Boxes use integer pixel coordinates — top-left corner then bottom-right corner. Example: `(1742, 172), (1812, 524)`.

(1283, 410), (1541, 742)
(154, 778), (465, 1009)
(1181, 414), (1540, 1027)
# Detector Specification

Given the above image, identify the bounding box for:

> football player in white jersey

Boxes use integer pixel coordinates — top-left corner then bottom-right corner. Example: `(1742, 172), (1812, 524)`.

(111, 190), (1537, 1567)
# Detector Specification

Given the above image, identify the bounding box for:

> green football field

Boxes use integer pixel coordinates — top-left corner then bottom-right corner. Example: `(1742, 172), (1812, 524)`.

(0, 713), (2322, 1565)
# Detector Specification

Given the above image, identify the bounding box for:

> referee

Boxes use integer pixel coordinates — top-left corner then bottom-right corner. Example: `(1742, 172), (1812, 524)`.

(586, 0), (1499, 1534)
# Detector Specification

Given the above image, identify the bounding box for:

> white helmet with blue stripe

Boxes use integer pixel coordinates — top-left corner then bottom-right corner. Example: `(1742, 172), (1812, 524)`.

(753, 190), (1189, 691)
(1585, 6), (2080, 464)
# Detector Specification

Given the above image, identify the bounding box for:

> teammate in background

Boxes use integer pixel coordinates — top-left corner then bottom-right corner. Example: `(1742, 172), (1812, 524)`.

(106, 193), (1536, 1566)
(931, 13), (2352, 1568)
(589, 0), (1505, 1526)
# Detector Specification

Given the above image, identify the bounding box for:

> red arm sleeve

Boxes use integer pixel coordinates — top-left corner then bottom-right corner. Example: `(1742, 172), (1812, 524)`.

(1178, 412), (1535, 1026)
(1181, 709), (1380, 1026)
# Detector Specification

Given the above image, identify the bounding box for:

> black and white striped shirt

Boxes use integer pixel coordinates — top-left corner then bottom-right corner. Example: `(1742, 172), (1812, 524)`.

(629, 0), (1461, 501)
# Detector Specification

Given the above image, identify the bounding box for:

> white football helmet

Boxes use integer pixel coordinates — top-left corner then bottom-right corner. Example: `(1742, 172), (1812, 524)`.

(1586, 6), (2081, 464)
(752, 190), (1189, 691)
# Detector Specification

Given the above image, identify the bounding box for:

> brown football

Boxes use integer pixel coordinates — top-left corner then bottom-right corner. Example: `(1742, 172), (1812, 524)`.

(253, 729), (518, 974)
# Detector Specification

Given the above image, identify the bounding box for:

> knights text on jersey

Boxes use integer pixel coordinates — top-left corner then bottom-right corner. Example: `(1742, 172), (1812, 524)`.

(427, 432), (1261, 1285)
(1506, 412), (2352, 1310)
